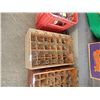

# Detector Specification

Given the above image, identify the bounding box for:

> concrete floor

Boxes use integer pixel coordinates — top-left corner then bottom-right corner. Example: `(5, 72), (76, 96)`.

(1, 13), (100, 87)
(1, 13), (35, 86)
(0, 14), (1, 86)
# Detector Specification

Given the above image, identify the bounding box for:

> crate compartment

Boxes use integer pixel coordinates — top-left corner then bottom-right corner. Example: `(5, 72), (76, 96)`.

(56, 37), (62, 44)
(63, 50), (68, 56)
(40, 59), (46, 65)
(37, 59), (42, 66)
(48, 73), (55, 86)
(31, 42), (37, 50)
(58, 51), (63, 58)
(37, 58), (45, 66)
(66, 69), (77, 86)
(60, 71), (67, 86)
(48, 77), (55, 87)
(44, 36), (51, 43)
(68, 70), (77, 86)
(67, 74), (72, 86)
(31, 34), (36, 41)
(35, 81), (40, 87)
(61, 75), (66, 84)
(58, 52), (63, 64)
(45, 51), (52, 58)
(62, 37), (67, 44)
(61, 82), (67, 87)
(63, 58), (67, 63)
(37, 34), (44, 42)
(51, 44), (56, 50)
(52, 58), (58, 64)
(37, 42), (44, 50)
(32, 51), (38, 59)
(66, 37), (72, 46)
(35, 75), (41, 80)
(55, 72), (61, 86)
(45, 43), (51, 50)
(52, 51), (57, 58)
(58, 59), (64, 64)
(57, 45), (62, 50)
(67, 54), (74, 63)
(32, 59), (38, 66)
(41, 74), (47, 79)
(60, 71), (65, 76)
(45, 58), (52, 65)
(38, 51), (45, 58)
(51, 36), (56, 43)
(62, 44), (67, 50)
(41, 79), (47, 87)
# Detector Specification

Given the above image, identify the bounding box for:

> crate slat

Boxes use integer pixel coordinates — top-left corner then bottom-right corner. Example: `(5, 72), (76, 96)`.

(25, 28), (74, 70)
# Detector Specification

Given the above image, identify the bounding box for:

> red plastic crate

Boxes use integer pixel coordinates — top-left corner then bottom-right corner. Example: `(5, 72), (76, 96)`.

(35, 13), (78, 32)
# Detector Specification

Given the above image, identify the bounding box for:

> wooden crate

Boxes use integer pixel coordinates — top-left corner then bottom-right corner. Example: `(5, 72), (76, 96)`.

(25, 28), (74, 70)
(27, 66), (78, 87)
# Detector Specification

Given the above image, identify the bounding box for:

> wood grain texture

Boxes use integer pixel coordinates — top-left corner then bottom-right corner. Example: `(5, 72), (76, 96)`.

(1, 13), (35, 86)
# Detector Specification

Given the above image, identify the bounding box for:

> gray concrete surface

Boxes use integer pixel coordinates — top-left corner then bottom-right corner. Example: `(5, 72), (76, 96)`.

(0, 13), (1, 86)
(78, 14), (92, 86)
(1, 13), (35, 86)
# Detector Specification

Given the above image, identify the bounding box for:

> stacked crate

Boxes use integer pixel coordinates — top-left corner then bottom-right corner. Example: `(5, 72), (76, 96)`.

(25, 28), (78, 87)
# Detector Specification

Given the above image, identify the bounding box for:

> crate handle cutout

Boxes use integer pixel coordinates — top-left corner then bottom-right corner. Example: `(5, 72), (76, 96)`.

(53, 20), (66, 26)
